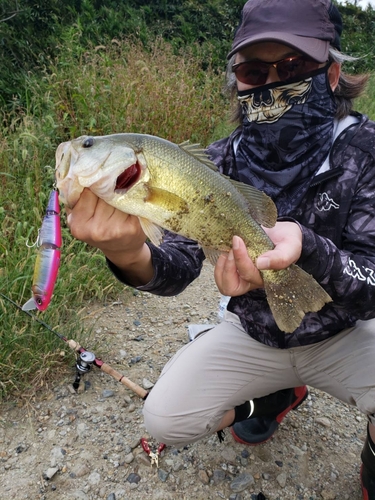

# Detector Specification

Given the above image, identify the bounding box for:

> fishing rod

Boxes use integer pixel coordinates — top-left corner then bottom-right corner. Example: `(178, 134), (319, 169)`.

(0, 292), (148, 399)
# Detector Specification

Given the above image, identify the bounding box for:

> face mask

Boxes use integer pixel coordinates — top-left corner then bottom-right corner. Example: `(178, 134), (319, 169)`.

(234, 66), (337, 214)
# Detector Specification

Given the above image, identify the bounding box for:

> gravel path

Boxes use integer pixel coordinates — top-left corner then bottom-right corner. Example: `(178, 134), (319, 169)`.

(0, 263), (366, 499)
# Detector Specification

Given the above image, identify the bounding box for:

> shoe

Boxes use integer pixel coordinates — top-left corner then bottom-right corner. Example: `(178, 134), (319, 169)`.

(361, 463), (375, 500)
(361, 427), (375, 500)
(231, 386), (308, 445)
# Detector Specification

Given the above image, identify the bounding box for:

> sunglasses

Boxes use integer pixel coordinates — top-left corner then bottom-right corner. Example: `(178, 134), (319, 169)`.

(232, 55), (322, 86)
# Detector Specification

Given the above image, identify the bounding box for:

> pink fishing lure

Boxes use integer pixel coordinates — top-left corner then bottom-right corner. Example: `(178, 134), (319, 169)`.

(22, 190), (62, 311)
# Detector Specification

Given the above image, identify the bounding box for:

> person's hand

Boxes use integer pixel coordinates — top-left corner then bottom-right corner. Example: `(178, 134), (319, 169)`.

(66, 189), (153, 285)
(214, 221), (302, 296)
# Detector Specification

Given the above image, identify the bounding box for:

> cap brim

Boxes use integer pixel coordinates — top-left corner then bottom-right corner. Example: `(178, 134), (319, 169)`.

(227, 32), (329, 62)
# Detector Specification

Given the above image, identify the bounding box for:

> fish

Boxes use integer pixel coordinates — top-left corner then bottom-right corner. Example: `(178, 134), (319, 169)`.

(55, 133), (331, 333)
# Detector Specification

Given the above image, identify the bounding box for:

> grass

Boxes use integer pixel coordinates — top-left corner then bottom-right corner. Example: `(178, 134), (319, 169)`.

(355, 72), (375, 118)
(0, 37), (231, 400)
(1, 36), (375, 401)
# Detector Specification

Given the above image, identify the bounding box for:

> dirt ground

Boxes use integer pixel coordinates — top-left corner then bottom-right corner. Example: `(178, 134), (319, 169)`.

(0, 263), (367, 499)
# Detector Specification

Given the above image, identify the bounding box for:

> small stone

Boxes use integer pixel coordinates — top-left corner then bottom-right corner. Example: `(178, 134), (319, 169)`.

(130, 356), (142, 364)
(124, 452), (134, 464)
(276, 472), (287, 487)
(230, 472), (254, 492)
(321, 489), (337, 500)
(316, 417), (331, 427)
(71, 463), (90, 478)
(213, 469), (226, 484)
(88, 471), (101, 485)
(127, 472), (141, 484)
(43, 467), (59, 480)
(221, 447), (237, 463)
(198, 469), (209, 484)
(142, 378), (154, 390)
(102, 389), (114, 399)
(50, 447), (66, 467)
(107, 493), (116, 500)
(158, 468), (169, 482)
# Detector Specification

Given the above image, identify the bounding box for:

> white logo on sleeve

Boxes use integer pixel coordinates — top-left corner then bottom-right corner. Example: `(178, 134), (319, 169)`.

(317, 193), (339, 212)
(344, 258), (375, 286)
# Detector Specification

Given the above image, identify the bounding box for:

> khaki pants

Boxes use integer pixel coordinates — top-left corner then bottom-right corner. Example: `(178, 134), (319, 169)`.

(143, 312), (375, 447)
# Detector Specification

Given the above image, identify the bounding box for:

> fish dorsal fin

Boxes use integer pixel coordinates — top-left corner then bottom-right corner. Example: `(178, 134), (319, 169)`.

(138, 217), (164, 246)
(230, 180), (277, 228)
(179, 141), (219, 172)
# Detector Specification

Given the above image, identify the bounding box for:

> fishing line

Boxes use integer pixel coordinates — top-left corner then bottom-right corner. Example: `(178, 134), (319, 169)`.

(0, 292), (148, 399)
(0, 292), (67, 341)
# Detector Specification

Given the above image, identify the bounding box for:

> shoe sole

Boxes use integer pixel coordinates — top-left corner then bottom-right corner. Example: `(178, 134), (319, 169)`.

(231, 386), (309, 446)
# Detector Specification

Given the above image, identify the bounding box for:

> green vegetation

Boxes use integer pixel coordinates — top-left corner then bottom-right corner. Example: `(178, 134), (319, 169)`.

(1, 0), (375, 400)
(0, 38), (230, 399)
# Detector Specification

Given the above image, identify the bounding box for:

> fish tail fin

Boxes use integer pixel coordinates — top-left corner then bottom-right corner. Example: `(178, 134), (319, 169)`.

(263, 265), (332, 334)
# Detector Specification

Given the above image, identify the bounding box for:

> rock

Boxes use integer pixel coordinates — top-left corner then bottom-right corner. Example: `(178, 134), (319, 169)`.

(229, 473), (254, 492)
(70, 463), (90, 478)
(102, 389), (115, 398)
(198, 469), (209, 484)
(43, 467), (59, 480)
(221, 447), (237, 463)
(276, 472), (287, 487)
(142, 378), (154, 390)
(127, 472), (141, 484)
(50, 447), (66, 466)
(213, 469), (226, 484)
(88, 471), (101, 485)
(158, 468), (169, 482)
(316, 417), (332, 427)
(124, 452), (134, 464)
(321, 489), (337, 500)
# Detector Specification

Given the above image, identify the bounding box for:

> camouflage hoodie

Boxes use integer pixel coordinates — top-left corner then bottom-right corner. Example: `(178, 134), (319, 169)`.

(109, 112), (375, 348)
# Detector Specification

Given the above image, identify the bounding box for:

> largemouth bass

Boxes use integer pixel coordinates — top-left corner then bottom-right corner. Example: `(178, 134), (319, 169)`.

(55, 133), (331, 333)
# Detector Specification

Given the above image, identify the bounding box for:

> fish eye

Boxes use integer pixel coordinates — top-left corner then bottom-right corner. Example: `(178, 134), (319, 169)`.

(82, 137), (94, 148)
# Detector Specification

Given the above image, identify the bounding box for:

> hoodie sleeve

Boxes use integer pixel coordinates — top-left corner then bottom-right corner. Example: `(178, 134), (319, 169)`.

(297, 156), (375, 320)
(108, 232), (205, 296)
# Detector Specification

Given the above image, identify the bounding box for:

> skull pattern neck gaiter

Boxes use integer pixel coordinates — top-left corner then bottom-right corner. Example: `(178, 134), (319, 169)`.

(235, 66), (337, 215)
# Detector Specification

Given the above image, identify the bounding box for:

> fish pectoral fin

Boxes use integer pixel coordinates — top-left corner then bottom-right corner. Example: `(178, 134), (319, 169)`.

(146, 186), (189, 214)
(202, 247), (226, 266)
(138, 217), (164, 246)
(229, 180), (277, 228)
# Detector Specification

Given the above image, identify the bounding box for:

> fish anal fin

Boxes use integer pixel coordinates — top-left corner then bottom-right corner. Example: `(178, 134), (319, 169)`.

(138, 217), (164, 246)
(263, 265), (332, 333)
(202, 247), (226, 266)
(230, 180), (277, 228)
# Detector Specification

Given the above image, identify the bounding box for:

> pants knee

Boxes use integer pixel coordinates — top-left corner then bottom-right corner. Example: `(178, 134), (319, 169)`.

(143, 393), (213, 447)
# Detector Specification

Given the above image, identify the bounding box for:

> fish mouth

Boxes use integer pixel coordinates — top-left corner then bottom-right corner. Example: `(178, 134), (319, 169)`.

(115, 161), (142, 192)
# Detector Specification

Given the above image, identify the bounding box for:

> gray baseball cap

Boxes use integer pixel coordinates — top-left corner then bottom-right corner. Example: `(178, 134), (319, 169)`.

(228, 0), (342, 62)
